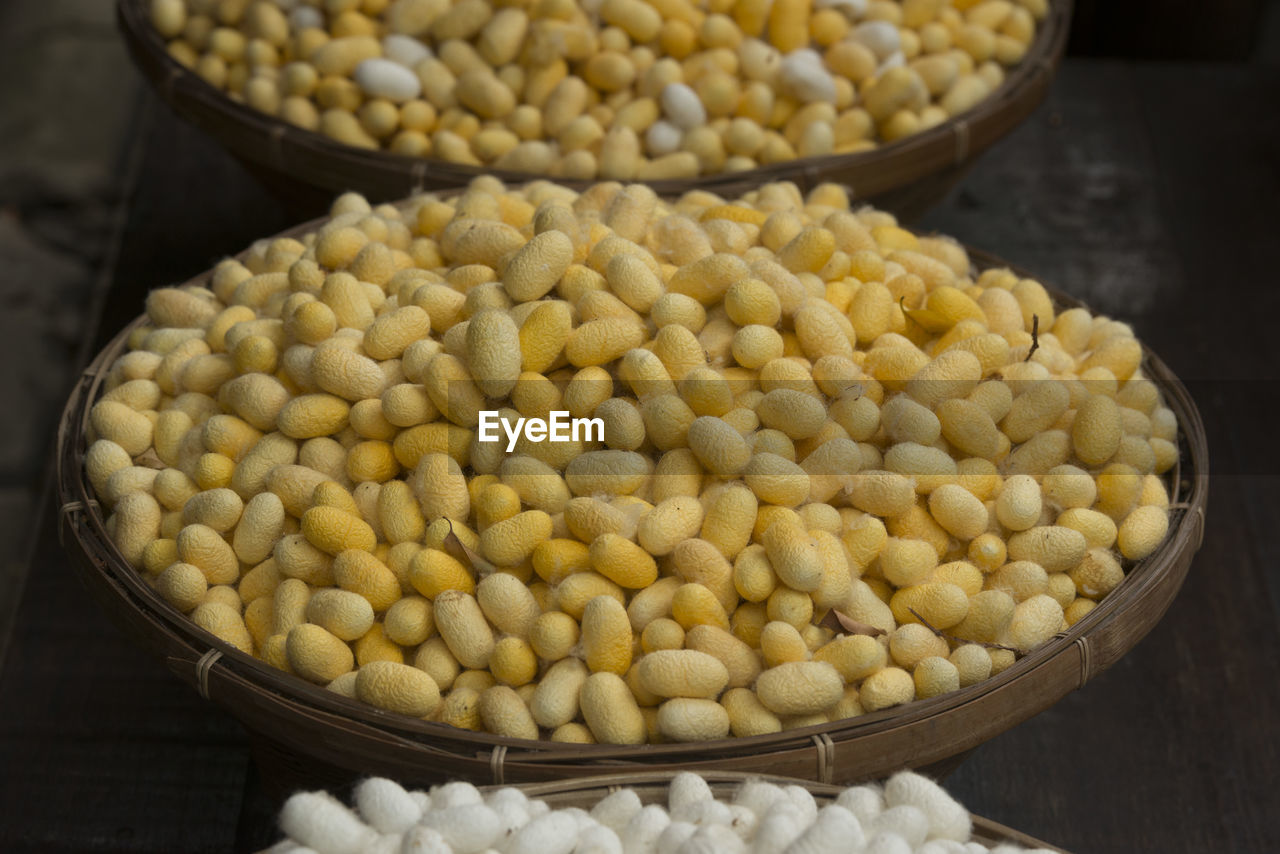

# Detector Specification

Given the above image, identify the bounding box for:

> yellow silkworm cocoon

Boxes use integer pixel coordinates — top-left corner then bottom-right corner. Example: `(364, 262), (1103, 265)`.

(479, 510), (552, 566)
(636, 496), (705, 557)
(530, 657), (589, 729)
(755, 660), (842, 716)
(1005, 594), (1063, 650)
(286, 623), (355, 684)
(306, 588), (376, 640)
(332, 550), (401, 612)
(636, 649), (730, 699)
(672, 582), (730, 630)
(759, 620), (809, 668)
(760, 518), (822, 592)
(1006, 525), (1087, 573)
(723, 687), (782, 737)
(409, 548), (475, 598)
(1056, 507), (1117, 550)
(190, 601), (252, 654)
(879, 537), (938, 588)
(355, 660), (440, 717)
(888, 622), (949, 669)
(555, 570), (626, 620)
(433, 589), (495, 669)
(913, 656), (960, 699)
(581, 671), (647, 744)
(177, 522), (239, 585)
(846, 470), (916, 517)
(995, 474), (1042, 532)
(814, 633), (886, 682)
(1034, 466), (1094, 512)
(658, 697), (732, 742)
(1072, 393), (1122, 466)
(1117, 505), (1169, 560)
(384, 596), (434, 646)
(301, 505), (377, 555)
(478, 685), (538, 740)
(927, 483), (988, 540)
(489, 636), (538, 687)
(475, 572), (540, 638)
(529, 610), (581, 660)
(890, 581), (969, 629)
(155, 562), (208, 612)
(581, 594), (635, 675)
(1069, 547), (1124, 599)
(987, 560), (1048, 602)
(684, 624), (760, 688)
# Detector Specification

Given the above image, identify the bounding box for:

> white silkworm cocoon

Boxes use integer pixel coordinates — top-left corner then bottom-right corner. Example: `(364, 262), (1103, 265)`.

(288, 6), (323, 31)
(279, 792), (377, 854)
(561, 806), (599, 832)
(779, 51), (837, 104)
(884, 772), (972, 843)
(668, 772), (714, 820)
(506, 811), (581, 854)
(576, 823), (625, 854)
(646, 120), (684, 157)
(660, 84), (707, 130)
(864, 833), (914, 854)
(835, 785), (884, 827)
(271, 774), (1051, 854)
(851, 21), (901, 59)
(733, 781), (788, 817)
(781, 805), (864, 854)
(677, 824), (746, 854)
(355, 778), (422, 834)
(382, 35), (432, 68)
(354, 58), (423, 102)
(877, 51), (906, 74)
(683, 799), (733, 827)
(751, 803), (805, 854)
(782, 787), (818, 829)
(491, 800), (531, 836)
(868, 806), (929, 850)
(726, 805), (758, 840)
(621, 804), (671, 854)
(400, 826), (451, 854)
(418, 803), (502, 853)
(657, 821), (698, 854)
(918, 841), (970, 854)
(592, 788), (644, 832)
(430, 781), (483, 808)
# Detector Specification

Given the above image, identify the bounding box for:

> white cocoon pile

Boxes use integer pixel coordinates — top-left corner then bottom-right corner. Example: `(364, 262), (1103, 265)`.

(271, 771), (1057, 854)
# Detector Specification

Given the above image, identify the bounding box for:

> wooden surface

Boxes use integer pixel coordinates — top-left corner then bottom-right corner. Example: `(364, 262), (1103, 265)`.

(0, 60), (1277, 853)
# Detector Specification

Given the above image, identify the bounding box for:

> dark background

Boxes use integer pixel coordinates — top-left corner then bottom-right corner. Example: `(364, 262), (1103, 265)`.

(0, 2), (1277, 851)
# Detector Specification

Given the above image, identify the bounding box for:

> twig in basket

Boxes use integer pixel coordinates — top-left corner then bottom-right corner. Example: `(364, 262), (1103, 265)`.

(1024, 314), (1040, 362)
(906, 607), (1024, 655)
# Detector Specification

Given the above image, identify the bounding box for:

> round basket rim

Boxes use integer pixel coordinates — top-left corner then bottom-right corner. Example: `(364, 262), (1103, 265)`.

(115, 0), (1073, 199)
(56, 213), (1208, 781)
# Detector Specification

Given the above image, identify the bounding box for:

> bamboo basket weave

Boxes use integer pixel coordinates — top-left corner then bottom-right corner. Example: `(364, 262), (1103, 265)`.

(55, 224), (1208, 799)
(257, 771), (1069, 852)
(116, 0), (1071, 218)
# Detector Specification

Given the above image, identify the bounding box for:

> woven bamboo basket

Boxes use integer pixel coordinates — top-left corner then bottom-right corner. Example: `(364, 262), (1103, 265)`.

(55, 222), (1208, 800)
(257, 771), (1069, 852)
(116, 0), (1072, 218)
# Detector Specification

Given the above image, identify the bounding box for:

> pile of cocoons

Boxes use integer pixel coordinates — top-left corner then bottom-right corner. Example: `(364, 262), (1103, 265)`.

(266, 771), (1058, 854)
(86, 177), (1177, 746)
(147, 0), (1047, 179)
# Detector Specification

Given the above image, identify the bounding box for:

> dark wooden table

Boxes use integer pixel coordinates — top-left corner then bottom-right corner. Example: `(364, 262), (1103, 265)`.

(0, 60), (1277, 853)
